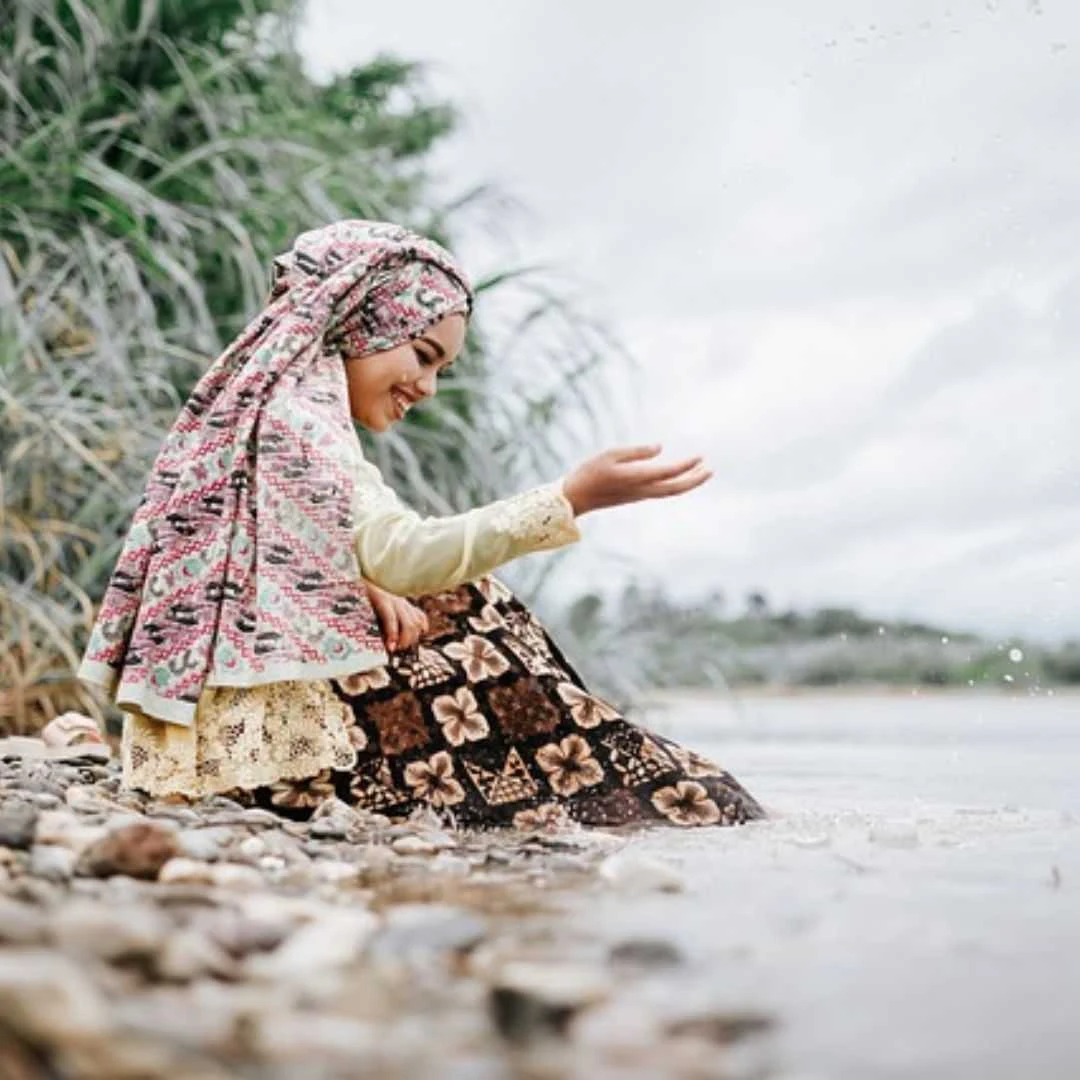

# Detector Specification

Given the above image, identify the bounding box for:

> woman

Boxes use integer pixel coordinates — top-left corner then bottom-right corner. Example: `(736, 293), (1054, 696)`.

(79, 220), (763, 830)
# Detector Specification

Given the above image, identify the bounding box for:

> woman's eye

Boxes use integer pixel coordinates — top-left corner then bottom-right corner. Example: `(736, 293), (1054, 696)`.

(413, 346), (436, 366)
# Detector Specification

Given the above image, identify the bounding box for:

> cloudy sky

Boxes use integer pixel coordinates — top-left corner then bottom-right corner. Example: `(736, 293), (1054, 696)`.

(301, 0), (1080, 641)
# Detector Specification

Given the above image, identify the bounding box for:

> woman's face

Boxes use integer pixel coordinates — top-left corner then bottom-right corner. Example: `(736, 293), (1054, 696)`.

(343, 313), (467, 432)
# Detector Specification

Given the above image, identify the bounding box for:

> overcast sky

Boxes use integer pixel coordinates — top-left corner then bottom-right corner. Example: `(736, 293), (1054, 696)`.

(301, 0), (1080, 641)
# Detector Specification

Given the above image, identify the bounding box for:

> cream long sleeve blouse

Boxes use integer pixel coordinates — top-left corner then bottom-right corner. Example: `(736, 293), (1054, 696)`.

(122, 451), (581, 798)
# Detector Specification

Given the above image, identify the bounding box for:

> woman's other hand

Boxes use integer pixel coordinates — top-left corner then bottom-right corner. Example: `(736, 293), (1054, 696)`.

(562, 445), (712, 516)
(364, 579), (429, 652)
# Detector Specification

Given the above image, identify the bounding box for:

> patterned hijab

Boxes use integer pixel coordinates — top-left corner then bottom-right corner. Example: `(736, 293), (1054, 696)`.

(79, 220), (473, 727)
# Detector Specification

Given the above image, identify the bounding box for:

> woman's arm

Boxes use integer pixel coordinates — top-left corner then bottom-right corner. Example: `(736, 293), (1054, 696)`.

(353, 455), (580, 597)
(353, 442), (709, 598)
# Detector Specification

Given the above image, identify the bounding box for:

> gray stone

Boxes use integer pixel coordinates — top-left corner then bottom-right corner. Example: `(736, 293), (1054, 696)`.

(64, 783), (119, 812)
(608, 938), (685, 970)
(178, 826), (236, 862)
(666, 1011), (775, 1045)
(309, 817), (348, 840)
(249, 910), (379, 979)
(53, 901), (169, 963)
(202, 909), (292, 958)
(391, 832), (456, 856)
(210, 863), (264, 889)
(489, 961), (612, 1044)
(146, 805), (202, 825)
(371, 903), (486, 961)
(0, 898), (49, 945)
(237, 834), (267, 859)
(29, 844), (78, 883)
(597, 851), (685, 893)
(428, 853), (472, 877)
(155, 928), (237, 983)
(8, 876), (61, 907)
(34, 809), (106, 852)
(0, 800), (38, 850)
(27, 791), (62, 809)
(158, 857), (216, 886)
(0, 949), (110, 1043)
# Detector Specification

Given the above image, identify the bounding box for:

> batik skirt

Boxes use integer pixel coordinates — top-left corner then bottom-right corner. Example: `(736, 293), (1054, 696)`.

(246, 577), (764, 830)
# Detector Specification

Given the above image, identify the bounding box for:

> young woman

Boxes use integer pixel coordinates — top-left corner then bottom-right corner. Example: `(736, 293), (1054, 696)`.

(79, 220), (763, 829)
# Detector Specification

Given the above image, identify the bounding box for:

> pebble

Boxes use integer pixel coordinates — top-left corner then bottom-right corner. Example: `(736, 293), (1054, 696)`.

(53, 901), (169, 963)
(372, 903), (487, 960)
(0, 950), (111, 1042)
(34, 809), (106, 852)
(29, 844), (78, 883)
(158, 857), (216, 886)
(77, 820), (180, 880)
(0, 898), (49, 945)
(391, 832), (458, 855)
(597, 851), (686, 893)
(608, 938), (685, 970)
(178, 827), (233, 862)
(489, 961), (612, 1044)
(249, 910), (380, 980)
(430, 853), (472, 877)
(202, 909), (292, 958)
(0, 757), (691, 1076)
(210, 863), (264, 889)
(156, 928), (237, 983)
(0, 800), (38, 849)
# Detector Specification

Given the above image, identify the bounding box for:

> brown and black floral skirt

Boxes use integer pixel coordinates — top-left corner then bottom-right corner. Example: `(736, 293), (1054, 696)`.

(252, 577), (765, 829)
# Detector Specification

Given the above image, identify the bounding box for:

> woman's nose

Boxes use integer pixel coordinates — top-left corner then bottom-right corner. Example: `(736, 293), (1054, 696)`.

(416, 369), (437, 398)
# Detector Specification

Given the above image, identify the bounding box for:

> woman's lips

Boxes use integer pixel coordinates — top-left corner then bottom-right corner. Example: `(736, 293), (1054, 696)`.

(391, 389), (412, 419)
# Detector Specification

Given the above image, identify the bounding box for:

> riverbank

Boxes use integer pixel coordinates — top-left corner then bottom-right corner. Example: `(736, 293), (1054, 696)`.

(0, 755), (763, 1079)
(4, 692), (1078, 1079)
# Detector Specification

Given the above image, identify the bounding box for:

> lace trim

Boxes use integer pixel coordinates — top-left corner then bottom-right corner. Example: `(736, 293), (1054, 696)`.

(489, 482), (580, 549)
(122, 680), (358, 799)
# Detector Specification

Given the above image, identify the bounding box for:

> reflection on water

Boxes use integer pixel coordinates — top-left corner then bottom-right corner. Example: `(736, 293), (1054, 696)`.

(570, 694), (1080, 1080)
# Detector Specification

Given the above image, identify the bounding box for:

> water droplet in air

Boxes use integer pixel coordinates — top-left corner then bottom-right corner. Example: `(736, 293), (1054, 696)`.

(1008, 647), (1024, 663)
(941, 635), (950, 644)
(1003, 674), (1015, 683)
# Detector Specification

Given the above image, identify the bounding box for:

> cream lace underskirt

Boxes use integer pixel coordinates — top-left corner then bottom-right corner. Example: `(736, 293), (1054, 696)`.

(122, 680), (358, 799)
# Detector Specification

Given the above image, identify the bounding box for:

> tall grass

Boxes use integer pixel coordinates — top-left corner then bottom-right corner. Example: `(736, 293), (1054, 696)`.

(0, 0), (623, 732)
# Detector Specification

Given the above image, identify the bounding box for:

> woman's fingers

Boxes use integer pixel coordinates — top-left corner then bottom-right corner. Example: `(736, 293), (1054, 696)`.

(611, 444), (662, 464)
(396, 602), (429, 651)
(644, 463), (713, 498)
(380, 601), (400, 651)
(625, 455), (703, 485)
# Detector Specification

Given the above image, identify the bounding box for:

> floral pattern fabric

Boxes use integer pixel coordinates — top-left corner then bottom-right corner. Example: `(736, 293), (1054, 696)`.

(79, 220), (472, 727)
(246, 579), (765, 829)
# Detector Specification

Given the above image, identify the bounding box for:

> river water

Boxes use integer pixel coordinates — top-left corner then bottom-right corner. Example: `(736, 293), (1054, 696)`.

(569, 692), (1080, 1079)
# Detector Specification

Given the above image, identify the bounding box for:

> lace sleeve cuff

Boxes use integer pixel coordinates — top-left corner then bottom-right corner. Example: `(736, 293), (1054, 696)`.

(489, 481), (581, 553)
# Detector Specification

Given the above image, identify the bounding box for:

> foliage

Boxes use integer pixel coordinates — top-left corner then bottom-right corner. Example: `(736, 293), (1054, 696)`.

(0, 0), (617, 731)
(552, 582), (1080, 695)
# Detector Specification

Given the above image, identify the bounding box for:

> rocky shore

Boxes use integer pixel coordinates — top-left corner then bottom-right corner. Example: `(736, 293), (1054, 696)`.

(0, 756), (771, 1079)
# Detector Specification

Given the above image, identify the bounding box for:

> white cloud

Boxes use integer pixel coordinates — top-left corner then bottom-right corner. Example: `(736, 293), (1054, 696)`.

(301, 0), (1080, 639)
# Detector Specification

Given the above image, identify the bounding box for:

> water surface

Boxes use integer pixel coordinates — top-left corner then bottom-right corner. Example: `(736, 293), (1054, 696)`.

(571, 693), (1080, 1080)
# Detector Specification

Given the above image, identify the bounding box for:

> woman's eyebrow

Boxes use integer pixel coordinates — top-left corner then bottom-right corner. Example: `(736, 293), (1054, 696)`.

(416, 334), (446, 358)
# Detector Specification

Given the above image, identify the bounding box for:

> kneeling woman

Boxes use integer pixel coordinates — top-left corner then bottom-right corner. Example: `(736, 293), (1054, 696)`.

(80, 221), (763, 830)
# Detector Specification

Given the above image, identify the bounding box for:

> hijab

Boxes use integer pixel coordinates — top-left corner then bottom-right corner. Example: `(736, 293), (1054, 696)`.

(79, 220), (472, 726)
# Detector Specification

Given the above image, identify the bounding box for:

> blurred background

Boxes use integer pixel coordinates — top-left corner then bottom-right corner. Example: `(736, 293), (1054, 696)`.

(3, 0), (1079, 730)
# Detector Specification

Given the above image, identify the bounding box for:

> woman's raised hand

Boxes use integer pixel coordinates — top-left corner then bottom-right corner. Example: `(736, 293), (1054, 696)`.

(562, 445), (712, 516)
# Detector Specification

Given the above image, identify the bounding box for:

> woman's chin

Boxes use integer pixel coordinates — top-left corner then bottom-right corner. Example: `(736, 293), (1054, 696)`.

(351, 411), (393, 434)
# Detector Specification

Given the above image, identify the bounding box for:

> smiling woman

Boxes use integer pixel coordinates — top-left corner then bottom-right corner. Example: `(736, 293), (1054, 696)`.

(342, 315), (466, 431)
(77, 219), (764, 830)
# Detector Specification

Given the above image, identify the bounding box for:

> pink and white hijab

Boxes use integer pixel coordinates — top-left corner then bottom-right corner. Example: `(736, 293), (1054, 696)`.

(79, 221), (472, 726)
